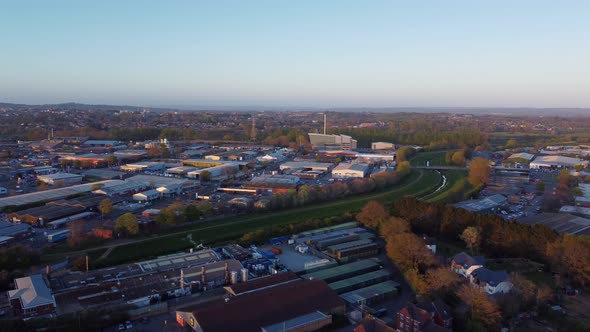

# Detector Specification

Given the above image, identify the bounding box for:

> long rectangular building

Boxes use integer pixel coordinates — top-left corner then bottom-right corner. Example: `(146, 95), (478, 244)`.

(340, 280), (400, 305)
(302, 259), (381, 283)
(328, 269), (391, 294)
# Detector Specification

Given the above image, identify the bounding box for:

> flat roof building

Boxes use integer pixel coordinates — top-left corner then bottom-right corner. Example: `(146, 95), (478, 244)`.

(308, 133), (357, 151)
(280, 161), (333, 172)
(530, 155), (589, 169)
(8, 274), (56, 318)
(332, 163), (370, 178)
(175, 278), (345, 332)
(37, 173), (83, 186)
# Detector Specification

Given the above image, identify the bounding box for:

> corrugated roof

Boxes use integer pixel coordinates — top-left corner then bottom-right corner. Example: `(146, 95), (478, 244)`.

(340, 280), (400, 304)
(303, 259), (380, 281)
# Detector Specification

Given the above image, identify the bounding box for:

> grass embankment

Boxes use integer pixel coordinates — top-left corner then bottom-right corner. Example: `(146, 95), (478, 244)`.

(424, 170), (469, 204)
(43, 169), (443, 267)
(410, 150), (448, 167)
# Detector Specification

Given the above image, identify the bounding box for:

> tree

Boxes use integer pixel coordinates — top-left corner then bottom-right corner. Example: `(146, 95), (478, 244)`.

(457, 284), (502, 328)
(505, 139), (518, 149)
(115, 213), (139, 235)
(451, 151), (466, 166)
(510, 272), (537, 310)
(426, 266), (461, 297)
(379, 217), (411, 238)
(468, 157), (491, 186)
(356, 201), (389, 228)
(67, 219), (86, 248)
(386, 233), (436, 271)
(396, 161), (411, 177)
(535, 180), (545, 193)
(461, 226), (481, 255)
(196, 201), (213, 217)
(99, 198), (113, 219)
(185, 205), (201, 221)
(396, 146), (415, 162)
(572, 187), (583, 196)
(200, 170), (212, 182)
(546, 235), (590, 286)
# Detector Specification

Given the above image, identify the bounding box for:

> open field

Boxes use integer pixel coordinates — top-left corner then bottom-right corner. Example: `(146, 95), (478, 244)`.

(42, 169), (444, 267)
(410, 151), (448, 167)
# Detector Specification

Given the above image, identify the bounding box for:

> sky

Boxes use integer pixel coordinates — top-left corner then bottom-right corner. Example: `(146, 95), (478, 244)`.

(1, 1), (589, 108)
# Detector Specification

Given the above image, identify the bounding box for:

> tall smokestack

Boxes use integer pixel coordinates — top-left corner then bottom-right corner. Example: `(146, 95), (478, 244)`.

(323, 113), (327, 135)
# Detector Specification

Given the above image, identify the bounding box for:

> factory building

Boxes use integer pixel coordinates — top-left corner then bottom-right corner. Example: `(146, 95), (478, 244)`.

(326, 239), (379, 261)
(371, 142), (395, 150)
(340, 280), (400, 305)
(175, 277), (345, 332)
(302, 259), (381, 284)
(120, 162), (166, 173)
(328, 269), (391, 294)
(332, 163), (370, 178)
(37, 173), (83, 186)
(132, 189), (161, 202)
(308, 133), (357, 151)
(279, 161), (334, 172)
(530, 155), (589, 169)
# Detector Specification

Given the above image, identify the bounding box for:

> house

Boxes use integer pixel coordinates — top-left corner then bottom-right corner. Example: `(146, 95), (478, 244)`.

(470, 267), (513, 295)
(422, 235), (436, 254)
(417, 300), (453, 330)
(450, 252), (486, 278)
(7, 274), (56, 318)
(354, 315), (395, 332)
(397, 302), (452, 332)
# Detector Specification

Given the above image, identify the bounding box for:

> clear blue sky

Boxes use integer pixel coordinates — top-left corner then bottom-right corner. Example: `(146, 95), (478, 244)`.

(1, 1), (589, 108)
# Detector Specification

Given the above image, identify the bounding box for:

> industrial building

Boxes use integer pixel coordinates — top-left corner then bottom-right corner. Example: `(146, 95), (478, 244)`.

(371, 142), (395, 150)
(530, 155), (589, 169)
(37, 173), (83, 186)
(328, 269), (391, 294)
(93, 181), (147, 197)
(175, 277), (345, 332)
(120, 161), (166, 173)
(340, 280), (400, 305)
(0, 180), (124, 210)
(453, 194), (507, 214)
(326, 239), (379, 261)
(332, 163), (370, 178)
(308, 133), (358, 151)
(520, 213), (590, 236)
(132, 189), (161, 202)
(280, 161), (334, 172)
(302, 259), (382, 283)
(355, 153), (395, 162)
(82, 169), (125, 180)
(8, 274), (56, 318)
(243, 174), (300, 193)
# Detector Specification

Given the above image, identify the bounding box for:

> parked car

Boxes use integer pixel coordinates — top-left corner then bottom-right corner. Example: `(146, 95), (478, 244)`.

(125, 320), (133, 329)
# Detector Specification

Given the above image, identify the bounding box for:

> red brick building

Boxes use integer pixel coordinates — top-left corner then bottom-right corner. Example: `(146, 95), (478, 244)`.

(7, 274), (56, 318)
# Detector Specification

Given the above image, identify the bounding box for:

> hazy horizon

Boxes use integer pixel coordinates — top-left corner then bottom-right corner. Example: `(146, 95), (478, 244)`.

(1, 1), (590, 108)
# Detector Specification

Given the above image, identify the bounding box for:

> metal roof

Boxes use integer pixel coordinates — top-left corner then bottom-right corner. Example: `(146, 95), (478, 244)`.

(303, 259), (380, 281)
(340, 280), (400, 304)
(8, 274), (56, 309)
(261, 311), (329, 332)
(328, 270), (391, 293)
(327, 239), (374, 252)
(0, 180), (124, 208)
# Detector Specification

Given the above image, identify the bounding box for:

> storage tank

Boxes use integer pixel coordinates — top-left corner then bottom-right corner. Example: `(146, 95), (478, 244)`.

(230, 271), (238, 285)
(240, 268), (248, 282)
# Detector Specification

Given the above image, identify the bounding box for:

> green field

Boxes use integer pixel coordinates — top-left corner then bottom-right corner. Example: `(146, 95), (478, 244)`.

(424, 170), (468, 204)
(43, 169), (444, 267)
(410, 151), (448, 167)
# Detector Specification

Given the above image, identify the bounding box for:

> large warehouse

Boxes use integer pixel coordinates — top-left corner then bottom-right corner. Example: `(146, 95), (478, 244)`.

(37, 173), (83, 186)
(308, 133), (357, 151)
(530, 155), (589, 169)
(331, 163), (370, 178)
(175, 277), (345, 332)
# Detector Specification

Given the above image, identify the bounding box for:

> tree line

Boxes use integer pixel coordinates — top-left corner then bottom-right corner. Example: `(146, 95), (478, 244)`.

(265, 162), (411, 211)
